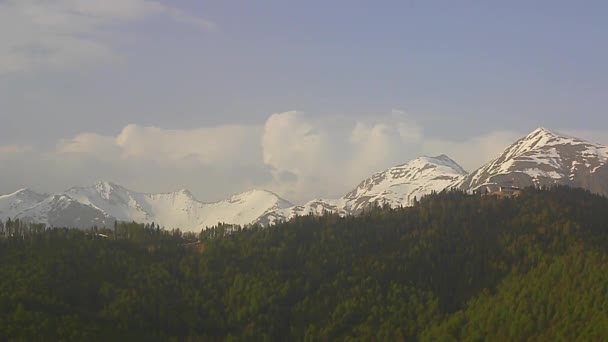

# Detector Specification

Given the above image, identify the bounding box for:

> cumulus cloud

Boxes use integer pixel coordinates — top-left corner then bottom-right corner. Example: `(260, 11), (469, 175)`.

(0, 123), (267, 202)
(263, 111), (326, 177)
(0, 0), (213, 74)
(113, 124), (262, 165)
(260, 110), (428, 201)
(262, 111), (334, 200)
(2, 112), (381, 201)
(57, 123), (263, 166)
(58, 133), (119, 158)
(348, 110), (423, 177)
(0, 111), (540, 204)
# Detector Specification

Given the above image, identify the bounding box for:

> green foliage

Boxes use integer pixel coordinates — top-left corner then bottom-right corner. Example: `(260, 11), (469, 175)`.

(1, 186), (608, 340)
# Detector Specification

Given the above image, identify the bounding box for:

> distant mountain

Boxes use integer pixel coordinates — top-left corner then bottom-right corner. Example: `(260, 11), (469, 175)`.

(2, 182), (292, 232)
(456, 128), (608, 195)
(257, 155), (467, 225)
(341, 155), (467, 212)
(3, 127), (608, 230)
(17, 194), (113, 229)
(0, 189), (47, 222)
(256, 198), (348, 227)
(262, 129), (608, 223)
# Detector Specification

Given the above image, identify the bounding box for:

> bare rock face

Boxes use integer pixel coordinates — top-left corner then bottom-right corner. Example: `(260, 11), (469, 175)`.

(456, 128), (608, 195)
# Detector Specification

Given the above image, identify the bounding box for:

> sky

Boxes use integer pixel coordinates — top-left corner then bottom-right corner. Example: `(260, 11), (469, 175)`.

(1, 0), (607, 203)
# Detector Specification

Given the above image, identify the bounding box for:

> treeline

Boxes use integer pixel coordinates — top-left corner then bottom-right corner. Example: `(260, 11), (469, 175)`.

(1, 186), (608, 340)
(0, 218), (197, 242)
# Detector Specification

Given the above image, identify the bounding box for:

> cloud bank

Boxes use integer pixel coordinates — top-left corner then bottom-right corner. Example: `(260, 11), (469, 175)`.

(3, 110), (589, 204)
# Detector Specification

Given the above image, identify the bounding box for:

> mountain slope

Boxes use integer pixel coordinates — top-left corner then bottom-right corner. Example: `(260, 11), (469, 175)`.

(17, 194), (112, 228)
(11, 182), (293, 232)
(0, 189), (47, 222)
(256, 198), (348, 226)
(258, 155), (468, 224)
(341, 155), (467, 212)
(195, 189), (294, 229)
(457, 128), (608, 195)
(4, 127), (608, 230)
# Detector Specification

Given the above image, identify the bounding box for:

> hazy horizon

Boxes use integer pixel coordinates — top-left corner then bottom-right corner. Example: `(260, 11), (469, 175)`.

(1, 1), (607, 203)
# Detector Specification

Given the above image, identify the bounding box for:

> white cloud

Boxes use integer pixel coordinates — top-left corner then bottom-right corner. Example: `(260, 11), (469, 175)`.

(262, 111), (335, 201)
(58, 124), (263, 166)
(0, 111), (545, 204)
(115, 124), (262, 165)
(0, 0), (213, 74)
(347, 110), (423, 177)
(4, 111), (425, 202)
(0, 123), (267, 202)
(58, 132), (119, 157)
(260, 110), (428, 201)
(263, 111), (326, 177)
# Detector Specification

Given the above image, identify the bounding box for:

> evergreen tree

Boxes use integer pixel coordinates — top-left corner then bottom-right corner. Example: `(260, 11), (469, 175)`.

(0, 187), (606, 340)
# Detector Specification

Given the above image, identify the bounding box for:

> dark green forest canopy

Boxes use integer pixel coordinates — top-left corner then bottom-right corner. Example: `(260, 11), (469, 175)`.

(1, 186), (608, 341)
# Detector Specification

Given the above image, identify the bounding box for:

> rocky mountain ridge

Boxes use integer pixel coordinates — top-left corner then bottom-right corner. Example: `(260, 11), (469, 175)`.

(2, 127), (607, 231)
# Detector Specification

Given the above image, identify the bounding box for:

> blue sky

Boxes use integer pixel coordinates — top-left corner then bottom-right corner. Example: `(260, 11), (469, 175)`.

(0, 0), (607, 202)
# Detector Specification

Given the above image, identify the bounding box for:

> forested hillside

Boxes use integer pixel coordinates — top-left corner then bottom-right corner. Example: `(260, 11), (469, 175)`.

(1, 187), (608, 341)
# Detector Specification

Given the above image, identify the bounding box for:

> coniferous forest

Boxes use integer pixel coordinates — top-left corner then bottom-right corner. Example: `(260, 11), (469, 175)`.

(1, 186), (608, 341)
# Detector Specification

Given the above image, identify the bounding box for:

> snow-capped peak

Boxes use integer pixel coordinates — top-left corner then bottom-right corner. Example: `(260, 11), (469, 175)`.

(458, 127), (608, 193)
(197, 189), (294, 229)
(257, 154), (468, 225)
(91, 181), (126, 199)
(0, 188), (47, 222)
(95, 180), (118, 188)
(400, 154), (468, 176)
(530, 126), (556, 135)
(5, 181), (294, 232)
(342, 154), (467, 212)
(4, 127), (608, 230)
(500, 127), (564, 161)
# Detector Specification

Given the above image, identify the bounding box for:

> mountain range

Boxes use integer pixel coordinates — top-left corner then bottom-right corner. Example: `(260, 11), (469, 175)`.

(1, 127), (607, 232)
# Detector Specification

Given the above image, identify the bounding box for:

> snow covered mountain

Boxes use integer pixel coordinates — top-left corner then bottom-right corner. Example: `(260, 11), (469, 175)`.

(0, 189), (47, 222)
(457, 127), (608, 195)
(341, 155), (467, 212)
(256, 198), (348, 226)
(262, 129), (608, 224)
(2, 155), (468, 229)
(3, 127), (608, 230)
(3, 182), (293, 232)
(17, 194), (112, 229)
(257, 155), (468, 225)
(194, 189), (294, 229)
